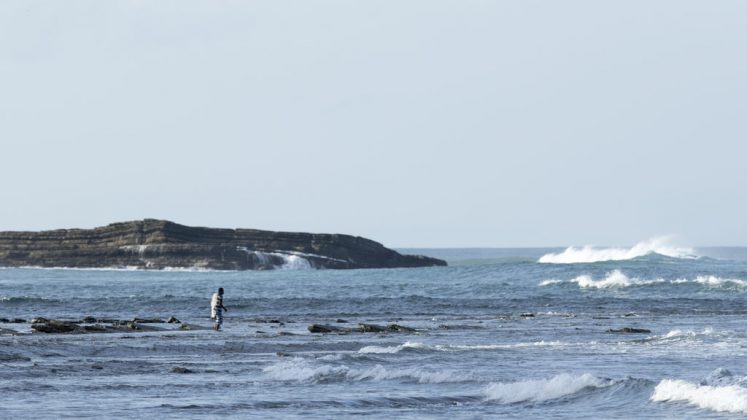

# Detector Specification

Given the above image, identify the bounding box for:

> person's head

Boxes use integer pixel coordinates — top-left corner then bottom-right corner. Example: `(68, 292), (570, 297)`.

(218, 287), (224, 295)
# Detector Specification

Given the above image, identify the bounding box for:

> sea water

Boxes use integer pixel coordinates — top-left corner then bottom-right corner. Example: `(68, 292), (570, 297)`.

(2, 240), (747, 418)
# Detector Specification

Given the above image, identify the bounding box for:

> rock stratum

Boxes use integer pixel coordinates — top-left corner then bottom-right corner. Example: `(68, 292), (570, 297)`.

(0, 219), (446, 270)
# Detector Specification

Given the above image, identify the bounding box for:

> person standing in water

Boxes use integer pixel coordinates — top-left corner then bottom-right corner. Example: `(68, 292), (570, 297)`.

(210, 287), (228, 331)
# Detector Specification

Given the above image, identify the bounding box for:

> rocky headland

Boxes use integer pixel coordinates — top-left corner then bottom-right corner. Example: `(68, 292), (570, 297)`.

(0, 219), (446, 270)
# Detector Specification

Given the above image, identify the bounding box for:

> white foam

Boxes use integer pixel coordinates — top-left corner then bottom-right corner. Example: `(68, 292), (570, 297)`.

(661, 327), (715, 340)
(538, 236), (695, 264)
(236, 247), (312, 270)
(651, 378), (747, 413)
(276, 254), (312, 270)
(484, 373), (610, 403)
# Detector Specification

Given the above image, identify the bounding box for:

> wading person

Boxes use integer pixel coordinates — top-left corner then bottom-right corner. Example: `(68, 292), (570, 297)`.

(210, 287), (228, 331)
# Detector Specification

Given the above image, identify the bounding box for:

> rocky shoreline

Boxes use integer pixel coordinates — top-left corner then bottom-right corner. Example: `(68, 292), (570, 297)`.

(0, 219), (446, 270)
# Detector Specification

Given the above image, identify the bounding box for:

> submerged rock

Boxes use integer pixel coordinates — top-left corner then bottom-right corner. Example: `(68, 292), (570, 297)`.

(171, 367), (193, 374)
(0, 327), (22, 336)
(607, 327), (651, 334)
(0, 353), (31, 362)
(0, 318), (26, 323)
(308, 323), (417, 334)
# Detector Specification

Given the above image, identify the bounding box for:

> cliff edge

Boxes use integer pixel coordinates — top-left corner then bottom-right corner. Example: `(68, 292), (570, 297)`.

(0, 219), (447, 270)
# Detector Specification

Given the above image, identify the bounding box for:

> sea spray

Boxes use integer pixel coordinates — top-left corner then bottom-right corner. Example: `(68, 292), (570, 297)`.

(539, 237), (695, 264)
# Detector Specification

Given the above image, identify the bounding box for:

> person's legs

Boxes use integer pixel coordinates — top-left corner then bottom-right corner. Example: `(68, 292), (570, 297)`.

(214, 309), (223, 331)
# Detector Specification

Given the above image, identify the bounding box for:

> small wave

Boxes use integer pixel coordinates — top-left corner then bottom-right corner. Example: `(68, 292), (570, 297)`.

(0, 296), (60, 304)
(262, 357), (471, 384)
(651, 378), (747, 414)
(358, 341), (568, 354)
(484, 373), (613, 403)
(675, 276), (747, 288)
(538, 237), (696, 264)
(358, 341), (429, 354)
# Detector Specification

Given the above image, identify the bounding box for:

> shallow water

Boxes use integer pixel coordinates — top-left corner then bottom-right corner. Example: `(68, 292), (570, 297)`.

(3, 246), (747, 418)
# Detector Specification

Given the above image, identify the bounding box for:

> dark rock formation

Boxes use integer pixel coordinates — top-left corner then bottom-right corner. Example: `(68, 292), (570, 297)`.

(0, 219), (447, 270)
(29, 317), (172, 334)
(607, 327), (651, 334)
(308, 323), (418, 334)
(31, 319), (79, 333)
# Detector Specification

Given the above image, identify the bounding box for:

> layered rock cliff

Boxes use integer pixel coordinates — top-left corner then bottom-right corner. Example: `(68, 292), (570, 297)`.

(0, 220), (446, 270)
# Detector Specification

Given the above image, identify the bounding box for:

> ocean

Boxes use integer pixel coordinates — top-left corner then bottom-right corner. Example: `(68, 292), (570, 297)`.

(2, 240), (747, 418)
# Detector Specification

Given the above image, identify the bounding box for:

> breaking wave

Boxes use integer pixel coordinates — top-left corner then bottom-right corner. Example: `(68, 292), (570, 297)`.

(538, 237), (696, 264)
(262, 357), (471, 384)
(484, 373), (613, 403)
(651, 378), (747, 414)
(540, 270), (747, 290)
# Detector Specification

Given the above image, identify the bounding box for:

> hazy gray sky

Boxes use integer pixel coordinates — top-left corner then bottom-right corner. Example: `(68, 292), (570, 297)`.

(2, 1), (746, 247)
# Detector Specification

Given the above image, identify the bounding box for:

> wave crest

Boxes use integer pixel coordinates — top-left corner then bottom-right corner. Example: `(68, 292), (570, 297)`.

(651, 378), (747, 413)
(484, 373), (612, 403)
(538, 237), (695, 264)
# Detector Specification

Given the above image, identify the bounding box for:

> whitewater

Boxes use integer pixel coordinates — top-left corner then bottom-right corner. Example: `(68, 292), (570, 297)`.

(2, 245), (747, 418)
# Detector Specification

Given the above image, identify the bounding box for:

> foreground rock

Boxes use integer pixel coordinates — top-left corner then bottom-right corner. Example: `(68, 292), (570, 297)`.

(29, 316), (187, 334)
(0, 219), (446, 270)
(308, 323), (418, 334)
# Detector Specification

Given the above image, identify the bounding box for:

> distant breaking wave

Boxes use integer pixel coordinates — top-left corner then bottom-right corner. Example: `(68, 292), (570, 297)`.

(540, 270), (747, 289)
(538, 237), (696, 264)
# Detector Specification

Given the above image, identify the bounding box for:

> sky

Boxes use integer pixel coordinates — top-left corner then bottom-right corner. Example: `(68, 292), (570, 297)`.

(1, 1), (746, 247)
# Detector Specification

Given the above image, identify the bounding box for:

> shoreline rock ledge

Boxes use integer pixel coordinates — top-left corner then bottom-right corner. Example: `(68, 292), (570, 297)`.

(0, 219), (447, 270)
